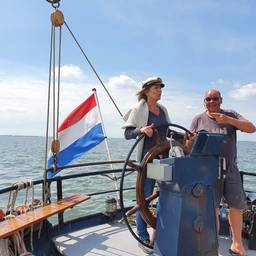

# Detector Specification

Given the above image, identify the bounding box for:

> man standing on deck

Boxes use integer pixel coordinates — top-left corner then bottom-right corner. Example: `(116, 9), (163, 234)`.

(189, 89), (256, 256)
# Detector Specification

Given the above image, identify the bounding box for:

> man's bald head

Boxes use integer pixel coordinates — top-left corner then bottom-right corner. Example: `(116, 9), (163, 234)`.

(204, 89), (221, 99)
(204, 88), (222, 113)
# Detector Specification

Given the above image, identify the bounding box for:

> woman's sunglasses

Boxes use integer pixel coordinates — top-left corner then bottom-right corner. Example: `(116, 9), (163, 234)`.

(205, 97), (220, 102)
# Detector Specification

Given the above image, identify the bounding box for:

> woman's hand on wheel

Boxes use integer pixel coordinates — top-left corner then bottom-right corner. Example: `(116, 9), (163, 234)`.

(140, 123), (155, 137)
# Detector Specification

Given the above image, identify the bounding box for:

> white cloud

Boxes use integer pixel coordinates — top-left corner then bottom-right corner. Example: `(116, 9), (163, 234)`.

(0, 107), (26, 114)
(212, 78), (231, 86)
(103, 75), (139, 112)
(58, 64), (85, 81)
(229, 83), (256, 100)
(186, 105), (199, 110)
(107, 75), (139, 91)
(0, 72), (255, 141)
(160, 92), (202, 130)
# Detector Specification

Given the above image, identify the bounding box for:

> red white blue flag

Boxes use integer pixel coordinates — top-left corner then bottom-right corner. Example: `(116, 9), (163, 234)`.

(48, 93), (105, 178)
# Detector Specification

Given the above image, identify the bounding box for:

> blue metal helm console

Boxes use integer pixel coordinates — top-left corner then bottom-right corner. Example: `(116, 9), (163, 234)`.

(152, 132), (225, 256)
(191, 131), (224, 156)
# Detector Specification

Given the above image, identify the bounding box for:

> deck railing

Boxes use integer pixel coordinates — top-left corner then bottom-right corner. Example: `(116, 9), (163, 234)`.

(0, 164), (255, 226)
(0, 160), (136, 226)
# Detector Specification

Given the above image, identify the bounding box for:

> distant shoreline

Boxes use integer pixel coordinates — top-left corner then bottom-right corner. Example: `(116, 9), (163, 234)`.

(0, 134), (255, 143)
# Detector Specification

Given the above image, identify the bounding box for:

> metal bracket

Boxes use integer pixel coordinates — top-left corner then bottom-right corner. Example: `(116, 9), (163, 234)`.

(46, 0), (61, 8)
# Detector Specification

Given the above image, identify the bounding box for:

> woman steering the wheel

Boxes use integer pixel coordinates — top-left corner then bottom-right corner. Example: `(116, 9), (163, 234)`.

(122, 76), (171, 253)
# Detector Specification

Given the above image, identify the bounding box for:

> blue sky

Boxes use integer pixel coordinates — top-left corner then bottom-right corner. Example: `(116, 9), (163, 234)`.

(0, 0), (255, 141)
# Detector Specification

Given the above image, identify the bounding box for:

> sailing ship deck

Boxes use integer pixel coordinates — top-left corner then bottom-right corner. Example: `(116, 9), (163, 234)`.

(53, 221), (255, 256)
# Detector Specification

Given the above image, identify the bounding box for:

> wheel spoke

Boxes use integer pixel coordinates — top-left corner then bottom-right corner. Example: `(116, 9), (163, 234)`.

(127, 161), (141, 172)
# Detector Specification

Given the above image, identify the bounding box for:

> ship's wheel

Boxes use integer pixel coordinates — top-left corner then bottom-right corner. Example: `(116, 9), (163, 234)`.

(119, 123), (193, 248)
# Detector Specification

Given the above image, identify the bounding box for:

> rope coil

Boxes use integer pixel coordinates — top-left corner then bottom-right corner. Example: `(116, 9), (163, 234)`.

(2, 181), (37, 255)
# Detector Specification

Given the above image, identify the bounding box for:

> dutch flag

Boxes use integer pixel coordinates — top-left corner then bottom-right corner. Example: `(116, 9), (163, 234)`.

(47, 93), (105, 178)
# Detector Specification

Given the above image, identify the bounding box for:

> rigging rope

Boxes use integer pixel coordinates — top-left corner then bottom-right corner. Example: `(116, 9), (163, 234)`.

(3, 181), (35, 255)
(44, 1), (125, 187)
(56, 26), (62, 137)
(64, 21), (123, 117)
(46, 0), (123, 120)
(44, 8), (64, 203)
(43, 23), (54, 204)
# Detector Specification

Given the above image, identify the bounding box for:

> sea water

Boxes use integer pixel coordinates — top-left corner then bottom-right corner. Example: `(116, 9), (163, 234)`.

(0, 135), (137, 220)
(0, 135), (255, 221)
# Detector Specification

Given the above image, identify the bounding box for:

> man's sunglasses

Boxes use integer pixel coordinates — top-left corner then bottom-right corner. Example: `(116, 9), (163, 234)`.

(205, 97), (220, 102)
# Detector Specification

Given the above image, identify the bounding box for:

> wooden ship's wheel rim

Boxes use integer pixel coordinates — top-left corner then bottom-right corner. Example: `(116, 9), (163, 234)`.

(120, 123), (192, 247)
(135, 140), (170, 228)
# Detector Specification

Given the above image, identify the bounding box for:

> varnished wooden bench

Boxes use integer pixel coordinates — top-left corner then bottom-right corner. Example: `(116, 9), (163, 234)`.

(0, 194), (90, 239)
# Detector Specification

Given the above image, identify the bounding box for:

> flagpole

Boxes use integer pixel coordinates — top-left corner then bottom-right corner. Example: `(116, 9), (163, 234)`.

(92, 89), (120, 201)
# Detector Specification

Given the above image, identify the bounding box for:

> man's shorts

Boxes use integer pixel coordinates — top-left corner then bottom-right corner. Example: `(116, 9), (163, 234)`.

(215, 169), (247, 209)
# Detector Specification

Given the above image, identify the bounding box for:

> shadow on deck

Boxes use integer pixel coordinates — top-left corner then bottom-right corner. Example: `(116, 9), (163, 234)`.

(53, 222), (254, 256)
